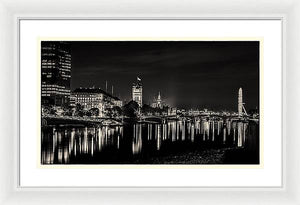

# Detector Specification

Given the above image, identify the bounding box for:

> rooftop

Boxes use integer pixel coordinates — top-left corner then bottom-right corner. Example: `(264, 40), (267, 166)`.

(72, 87), (121, 100)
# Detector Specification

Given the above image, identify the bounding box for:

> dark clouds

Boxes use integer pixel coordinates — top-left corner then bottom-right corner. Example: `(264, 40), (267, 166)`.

(70, 41), (259, 111)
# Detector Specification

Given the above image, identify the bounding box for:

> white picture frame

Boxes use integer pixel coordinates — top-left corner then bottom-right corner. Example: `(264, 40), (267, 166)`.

(19, 19), (281, 188)
(0, 0), (296, 204)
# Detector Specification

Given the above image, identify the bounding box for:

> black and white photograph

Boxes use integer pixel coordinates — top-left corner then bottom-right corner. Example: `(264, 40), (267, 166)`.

(40, 40), (260, 165)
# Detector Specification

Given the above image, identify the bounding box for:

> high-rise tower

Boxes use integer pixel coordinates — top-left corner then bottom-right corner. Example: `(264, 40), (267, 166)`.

(132, 77), (143, 107)
(41, 41), (71, 107)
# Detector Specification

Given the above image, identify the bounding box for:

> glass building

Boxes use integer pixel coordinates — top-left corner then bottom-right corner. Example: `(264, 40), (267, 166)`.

(41, 41), (71, 107)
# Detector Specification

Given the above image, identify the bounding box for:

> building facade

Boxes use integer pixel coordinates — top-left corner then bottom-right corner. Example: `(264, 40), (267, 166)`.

(132, 78), (143, 107)
(168, 107), (177, 116)
(112, 97), (123, 107)
(41, 41), (71, 107)
(71, 87), (122, 117)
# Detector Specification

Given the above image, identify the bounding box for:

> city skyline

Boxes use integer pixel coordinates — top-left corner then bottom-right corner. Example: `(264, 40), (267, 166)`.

(70, 41), (259, 111)
(41, 41), (260, 165)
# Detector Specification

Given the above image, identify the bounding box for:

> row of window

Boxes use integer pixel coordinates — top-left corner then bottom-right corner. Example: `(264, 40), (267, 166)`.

(42, 89), (70, 93)
(41, 84), (68, 88)
(42, 66), (56, 69)
(58, 68), (71, 72)
(42, 90), (69, 94)
(42, 87), (70, 91)
(42, 62), (56, 65)
(61, 74), (71, 78)
(42, 53), (56, 56)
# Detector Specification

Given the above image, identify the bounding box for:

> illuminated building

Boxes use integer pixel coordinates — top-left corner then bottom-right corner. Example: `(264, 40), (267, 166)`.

(112, 97), (123, 107)
(71, 87), (122, 117)
(41, 41), (71, 107)
(132, 77), (143, 107)
(151, 92), (163, 109)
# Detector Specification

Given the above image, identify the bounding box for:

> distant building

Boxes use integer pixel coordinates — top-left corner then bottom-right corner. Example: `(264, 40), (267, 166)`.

(151, 92), (163, 109)
(41, 41), (71, 107)
(188, 109), (200, 116)
(168, 107), (177, 116)
(71, 87), (122, 117)
(112, 97), (123, 107)
(132, 77), (143, 107)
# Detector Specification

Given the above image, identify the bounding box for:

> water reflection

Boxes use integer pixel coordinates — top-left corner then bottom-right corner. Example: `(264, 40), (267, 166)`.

(132, 124), (142, 154)
(41, 118), (255, 164)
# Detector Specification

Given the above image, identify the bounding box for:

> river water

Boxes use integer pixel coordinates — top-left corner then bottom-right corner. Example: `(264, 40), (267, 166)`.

(41, 119), (259, 164)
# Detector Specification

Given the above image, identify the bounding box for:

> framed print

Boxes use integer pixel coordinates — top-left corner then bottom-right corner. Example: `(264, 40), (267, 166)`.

(3, 0), (300, 204)
(18, 19), (281, 187)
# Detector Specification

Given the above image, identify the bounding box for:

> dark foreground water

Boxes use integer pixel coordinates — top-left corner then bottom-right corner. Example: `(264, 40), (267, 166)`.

(41, 119), (259, 164)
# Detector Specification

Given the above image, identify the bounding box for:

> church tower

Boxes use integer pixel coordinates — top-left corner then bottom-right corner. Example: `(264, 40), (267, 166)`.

(157, 92), (162, 108)
(151, 92), (163, 108)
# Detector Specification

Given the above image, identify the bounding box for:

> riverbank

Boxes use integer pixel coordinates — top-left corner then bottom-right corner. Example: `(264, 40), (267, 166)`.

(136, 147), (259, 164)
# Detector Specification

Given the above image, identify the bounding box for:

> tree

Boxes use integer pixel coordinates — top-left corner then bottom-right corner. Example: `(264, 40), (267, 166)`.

(85, 110), (92, 117)
(105, 106), (122, 118)
(112, 106), (122, 117)
(63, 107), (73, 116)
(75, 103), (82, 111)
(75, 103), (84, 117)
(90, 108), (99, 117)
(42, 105), (51, 115)
(123, 100), (139, 118)
(142, 104), (155, 116)
(49, 107), (56, 115)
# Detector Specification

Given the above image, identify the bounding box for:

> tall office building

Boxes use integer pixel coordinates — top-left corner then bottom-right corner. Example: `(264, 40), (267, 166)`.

(41, 42), (71, 107)
(132, 77), (143, 107)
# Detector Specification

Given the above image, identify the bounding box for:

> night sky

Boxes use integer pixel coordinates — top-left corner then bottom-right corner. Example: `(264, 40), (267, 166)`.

(70, 41), (259, 111)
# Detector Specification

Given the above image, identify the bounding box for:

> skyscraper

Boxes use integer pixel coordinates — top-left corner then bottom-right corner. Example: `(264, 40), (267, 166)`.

(132, 77), (143, 107)
(41, 41), (71, 107)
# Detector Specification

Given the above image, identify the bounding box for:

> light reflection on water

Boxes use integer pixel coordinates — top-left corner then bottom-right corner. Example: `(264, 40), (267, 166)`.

(41, 119), (256, 164)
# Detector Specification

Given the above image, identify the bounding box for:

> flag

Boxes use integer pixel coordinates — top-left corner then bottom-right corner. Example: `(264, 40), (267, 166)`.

(137, 77), (141, 81)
